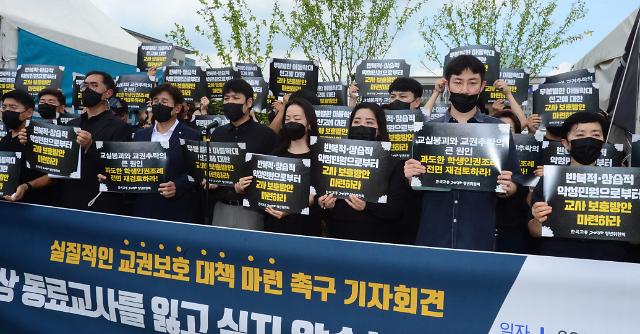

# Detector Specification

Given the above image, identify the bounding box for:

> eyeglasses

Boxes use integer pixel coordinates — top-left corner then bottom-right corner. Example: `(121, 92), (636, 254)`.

(79, 82), (100, 92)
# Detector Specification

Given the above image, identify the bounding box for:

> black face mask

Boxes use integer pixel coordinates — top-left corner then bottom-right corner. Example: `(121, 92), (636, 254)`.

(82, 88), (103, 108)
(348, 125), (377, 141)
(1, 111), (23, 130)
(450, 92), (479, 113)
(569, 137), (604, 165)
(38, 103), (58, 120)
(223, 103), (245, 122)
(283, 122), (306, 140)
(152, 104), (174, 123)
(384, 99), (412, 110)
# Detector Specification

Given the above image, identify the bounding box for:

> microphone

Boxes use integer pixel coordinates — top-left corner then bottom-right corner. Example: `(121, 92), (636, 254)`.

(205, 120), (220, 132)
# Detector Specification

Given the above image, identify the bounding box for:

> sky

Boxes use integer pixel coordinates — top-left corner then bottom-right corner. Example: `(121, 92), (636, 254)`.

(89, 0), (639, 78)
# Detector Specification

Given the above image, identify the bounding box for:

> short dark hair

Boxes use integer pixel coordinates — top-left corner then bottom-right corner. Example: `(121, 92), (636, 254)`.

(494, 110), (522, 133)
(85, 70), (116, 92)
(289, 88), (320, 105)
(222, 79), (254, 103)
(349, 102), (390, 141)
(388, 77), (423, 98)
(444, 55), (486, 82)
(1, 89), (35, 110)
(561, 112), (608, 139)
(150, 83), (185, 106)
(37, 88), (65, 106)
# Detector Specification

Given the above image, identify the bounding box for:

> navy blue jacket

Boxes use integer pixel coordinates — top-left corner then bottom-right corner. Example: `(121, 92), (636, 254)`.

(131, 121), (200, 222)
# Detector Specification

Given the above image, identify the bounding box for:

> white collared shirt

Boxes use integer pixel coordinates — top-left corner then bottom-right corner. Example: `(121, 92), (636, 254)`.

(151, 119), (178, 142)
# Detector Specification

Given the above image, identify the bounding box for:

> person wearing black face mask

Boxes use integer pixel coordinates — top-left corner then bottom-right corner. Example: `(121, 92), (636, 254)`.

(530, 112), (629, 261)
(263, 98), (322, 236)
(208, 79), (278, 231)
(0, 89), (57, 205)
(36, 88), (66, 123)
(404, 55), (520, 251)
(58, 71), (132, 215)
(385, 77), (423, 111)
(318, 102), (408, 243)
(115, 83), (200, 223)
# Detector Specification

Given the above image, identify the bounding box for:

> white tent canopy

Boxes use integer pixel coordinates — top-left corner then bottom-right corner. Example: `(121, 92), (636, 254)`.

(574, 7), (639, 111)
(0, 0), (139, 67)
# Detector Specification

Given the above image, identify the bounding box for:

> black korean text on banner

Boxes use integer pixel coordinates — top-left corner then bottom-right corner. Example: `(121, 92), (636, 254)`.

(632, 135), (640, 167)
(533, 82), (599, 128)
(317, 81), (348, 106)
(243, 153), (312, 214)
(137, 43), (175, 71)
(25, 121), (80, 178)
(314, 105), (351, 139)
(0, 151), (21, 196)
(355, 59), (410, 104)
(385, 109), (425, 160)
(182, 140), (246, 186)
(428, 103), (450, 121)
(235, 62), (262, 78)
(206, 67), (239, 99)
(544, 68), (595, 84)
(115, 74), (154, 114)
(162, 66), (207, 103)
(97, 141), (168, 193)
(269, 58), (319, 98)
(15, 64), (64, 99)
(244, 76), (269, 112)
(540, 141), (623, 168)
(310, 136), (392, 203)
(0, 68), (17, 96)
(543, 165), (640, 242)
(484, 68), (530, 105)
(514, 134), (542, 186)
(193, 115), (229, 137)
(71, 73), (85, 112)
(411, 123), (511, 192)
(444, 45), (500, 84)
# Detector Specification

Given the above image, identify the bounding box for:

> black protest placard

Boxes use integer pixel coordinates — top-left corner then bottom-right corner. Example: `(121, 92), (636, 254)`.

(540, 141), (623, 168)
(137, 43), (175, 71)
(0, 68), (17, 96)
(444, 45), (500, 84)
(355, 59), (410, 104)
(243, 153), (312, 214)
(484, 68), (530, 105)
(428, 103), (449, 121)
(533, 82), (599, 128)
(314, 105), (351, 139)
(205, 67), (239, 99)
(317, 81), (348, 106)
(0, 151), (22, 196)
(544, 68), (595, 84)
(244, 76), (269, 112)
(310, 136), (392, 203)
(56, 113), (81, 126)
(193, 115), (229, 137)
(71, 73), (85, 111)
(543, 165), (640, 242)
(162, 66), (207, 103)
(25, 121), (80, 178)
(183, 140), (246, 186)
(14, 64), (64, 99)
(385, 109), (425, 160)
(236, 62), (262, 78)
(97, 141), (168, 193)
(411, 122), (511, 192)
(115, 74), (154, 114)
(269, 58), (319, 98)
(514, 134), (542, 186)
